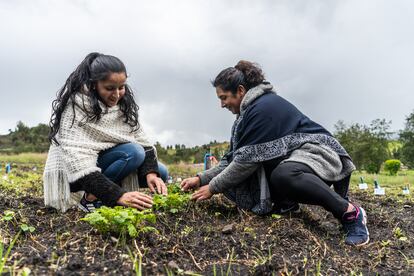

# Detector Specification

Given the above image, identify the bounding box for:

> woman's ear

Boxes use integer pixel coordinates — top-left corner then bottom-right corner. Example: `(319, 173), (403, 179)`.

(238, 85), (246, 96)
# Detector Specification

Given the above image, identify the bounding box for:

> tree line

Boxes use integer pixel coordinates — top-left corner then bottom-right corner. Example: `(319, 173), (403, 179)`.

(334, 111), (414, 172)
(1, 110), (414, 170)
(0, 121), (50, 153)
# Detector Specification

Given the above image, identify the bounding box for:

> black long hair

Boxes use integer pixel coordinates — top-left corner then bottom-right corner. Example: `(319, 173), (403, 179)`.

(212, 60), (265, 94)
(49, 52), (139, 144)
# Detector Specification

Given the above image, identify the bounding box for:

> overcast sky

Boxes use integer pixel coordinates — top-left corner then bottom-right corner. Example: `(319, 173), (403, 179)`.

(0, 0), (413, 146)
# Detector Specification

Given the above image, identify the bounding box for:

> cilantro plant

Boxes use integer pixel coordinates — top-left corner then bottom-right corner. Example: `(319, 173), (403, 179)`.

(82, 206), (157, 238)
(82, 183), (191, 238)
(1, 210), (36, 233)
(152, 184), (191, 213)
(1, 211), (15, 223)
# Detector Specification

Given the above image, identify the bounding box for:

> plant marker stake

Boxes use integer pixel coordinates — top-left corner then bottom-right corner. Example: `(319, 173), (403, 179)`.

(359, 176), (368, 190)
(204, 152), (211, 170)
(402, 186), (410, 195)
(5, 163), (11, 174)
(374, 179), (385, 195)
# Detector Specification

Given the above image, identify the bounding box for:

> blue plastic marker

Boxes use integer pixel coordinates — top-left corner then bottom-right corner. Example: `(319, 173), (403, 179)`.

(204, 152), (211, 170)
(5, 163), (11, 174)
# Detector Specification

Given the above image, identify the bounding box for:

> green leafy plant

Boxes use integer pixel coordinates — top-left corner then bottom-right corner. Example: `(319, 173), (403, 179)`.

(2, 210), (36, 234)
(271, 214), (281, 219)
(82, 206), (157, 238)
(166, 183), (183, 194)
(153, 184), (191, 213)
(384, 159), (401, 176)
(20, 224), (35, 233)
(1, 211), (15, 223)
(0, 172), (43, 196)
(393, 227), (408, 241)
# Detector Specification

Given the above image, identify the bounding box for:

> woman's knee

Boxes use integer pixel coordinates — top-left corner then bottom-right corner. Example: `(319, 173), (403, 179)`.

(125, 143), (145, 168)
(158, 162), (168, 182)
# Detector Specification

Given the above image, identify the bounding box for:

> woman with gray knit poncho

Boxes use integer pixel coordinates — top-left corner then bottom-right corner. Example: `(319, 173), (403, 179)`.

(43, 53), (168, 213)
(181, 60), (369, 246)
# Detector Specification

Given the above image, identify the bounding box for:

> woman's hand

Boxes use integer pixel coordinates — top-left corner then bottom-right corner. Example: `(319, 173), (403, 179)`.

(191, 185), (213, 202)
(180, 176), (201, 191)
(117, 191), (153, 210)
(146, 173), (167, 195)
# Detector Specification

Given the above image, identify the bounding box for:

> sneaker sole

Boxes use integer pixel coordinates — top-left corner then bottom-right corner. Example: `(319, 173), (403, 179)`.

(77, 203), (91, 213)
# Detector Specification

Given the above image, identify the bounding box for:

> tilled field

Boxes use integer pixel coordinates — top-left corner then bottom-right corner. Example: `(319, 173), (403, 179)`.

(0, 167), (413, 275)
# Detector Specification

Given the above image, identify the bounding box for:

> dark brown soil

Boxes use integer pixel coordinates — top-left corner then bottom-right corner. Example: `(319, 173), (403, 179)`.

(1, 172), (413, 275)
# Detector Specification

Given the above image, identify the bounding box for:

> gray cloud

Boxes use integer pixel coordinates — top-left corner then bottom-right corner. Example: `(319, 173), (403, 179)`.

(0, 0), (413, 146)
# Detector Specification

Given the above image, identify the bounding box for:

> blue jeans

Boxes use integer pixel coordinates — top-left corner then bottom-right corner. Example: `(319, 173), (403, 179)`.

(97, 143), (168, 186)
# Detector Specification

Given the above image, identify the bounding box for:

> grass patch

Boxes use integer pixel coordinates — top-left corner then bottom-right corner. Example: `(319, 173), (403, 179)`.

(350, 170), (414, 198)
(0, 153), (47, 164)
(167, 162), (202, 178)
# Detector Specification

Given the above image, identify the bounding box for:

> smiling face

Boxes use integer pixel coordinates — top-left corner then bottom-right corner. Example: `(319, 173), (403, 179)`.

(96, 72), (127, 107)
(216, 85), (246, 114)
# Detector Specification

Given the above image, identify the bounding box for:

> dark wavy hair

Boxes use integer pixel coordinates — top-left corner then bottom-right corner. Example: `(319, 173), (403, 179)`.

(49, 52), (139, 144)
(212, 60), (265, 94)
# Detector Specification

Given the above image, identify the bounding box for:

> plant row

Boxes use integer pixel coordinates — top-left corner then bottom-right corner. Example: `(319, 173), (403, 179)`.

(82, 183), (191, 238)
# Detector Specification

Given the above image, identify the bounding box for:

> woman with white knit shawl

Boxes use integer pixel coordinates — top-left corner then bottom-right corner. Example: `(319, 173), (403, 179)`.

(181, 61), (369, 246)
(43, 53), (168, 213)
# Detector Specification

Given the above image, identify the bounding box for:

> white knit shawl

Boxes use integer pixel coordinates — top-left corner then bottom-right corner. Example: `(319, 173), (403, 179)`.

(43, 94), (153, 212)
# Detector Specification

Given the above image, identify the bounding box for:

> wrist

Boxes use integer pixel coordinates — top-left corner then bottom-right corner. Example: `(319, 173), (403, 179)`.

(196, 172), (209, 186)
(208, 182), (218, 194)
(116, 191), (127, 206)
(146, 172), (157, 181)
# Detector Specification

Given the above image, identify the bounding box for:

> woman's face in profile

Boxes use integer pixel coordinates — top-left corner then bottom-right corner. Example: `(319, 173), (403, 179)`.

(216, 86), (245, 114)
(96, 72), (127, 107)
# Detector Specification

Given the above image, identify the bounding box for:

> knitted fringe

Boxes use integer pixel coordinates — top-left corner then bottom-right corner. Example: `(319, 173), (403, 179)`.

(121, 173), (140, 192)
(43, 170), (73, 213)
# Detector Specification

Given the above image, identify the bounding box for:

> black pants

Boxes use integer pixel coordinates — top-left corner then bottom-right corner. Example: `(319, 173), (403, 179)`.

(269, 161), (350, 219)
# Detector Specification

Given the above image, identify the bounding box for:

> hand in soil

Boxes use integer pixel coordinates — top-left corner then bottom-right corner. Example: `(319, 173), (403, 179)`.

(146, 173), (168, 195)
(191, 184), (213, 202)
(117, 191), (153, 210)
(180, 176), (200, 191)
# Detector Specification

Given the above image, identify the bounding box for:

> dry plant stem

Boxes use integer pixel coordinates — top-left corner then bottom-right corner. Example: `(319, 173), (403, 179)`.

(185, 248), (203, 271)
(29, 235), (47, 250)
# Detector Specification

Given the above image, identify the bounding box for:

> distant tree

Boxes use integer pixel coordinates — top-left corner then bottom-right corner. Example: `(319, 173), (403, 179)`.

(388, 141), (402, 160)
(10, 121), (31, 146)
(6, 121), (50, 153)
(334, 119), (391, 173)
(384, 159), (401, 176)
(154, 141), (165, 155)
(400, 110), (414, 168)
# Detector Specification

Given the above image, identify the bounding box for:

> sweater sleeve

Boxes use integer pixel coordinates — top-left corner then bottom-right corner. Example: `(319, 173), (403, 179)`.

(209, 161), (259, 194)
(70, 171), (126, 207)
(197, 163), (227, 186)
(137, 146), (160, 180)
